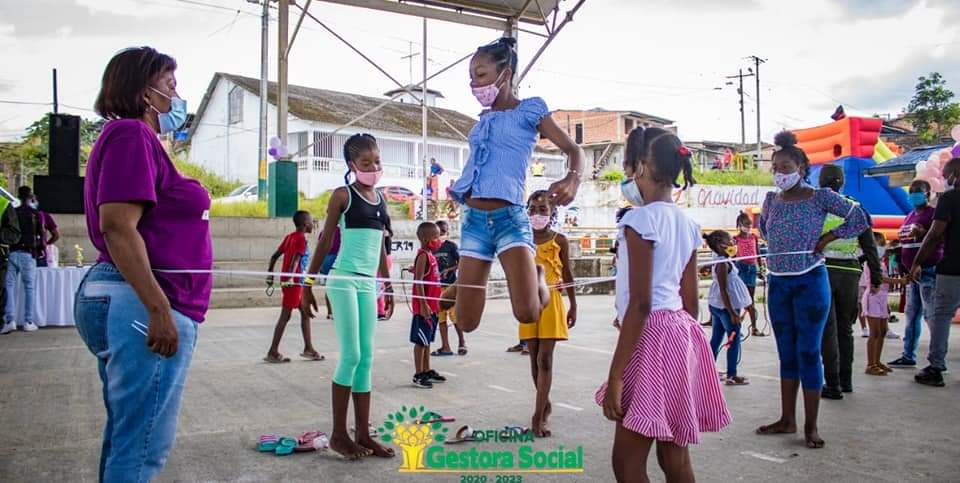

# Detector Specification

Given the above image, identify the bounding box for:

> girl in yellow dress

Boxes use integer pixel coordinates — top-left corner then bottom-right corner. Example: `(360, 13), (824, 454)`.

(522, 190), (577, 438)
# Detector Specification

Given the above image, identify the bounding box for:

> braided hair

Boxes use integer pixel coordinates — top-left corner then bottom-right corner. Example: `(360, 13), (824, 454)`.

(772, 130), (811, 182)
(527, 189), (558, 227)
(475, 37), (518, 74)
(703, 230), (732, 257)
(342, 133), (378, 184)
(624, 127), (695, 189)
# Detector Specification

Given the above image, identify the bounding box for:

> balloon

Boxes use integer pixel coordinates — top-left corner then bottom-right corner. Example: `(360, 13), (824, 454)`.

(930, 177), (945, 193)
(269, 137), (281, 149)
(951, 125), (960, 142)
(939, 150), (952, 163)
(268, 147), (277, 157)
(915, 161), (928, 174)
(277, 146), (288, 158)
(952, 144), (960, 158)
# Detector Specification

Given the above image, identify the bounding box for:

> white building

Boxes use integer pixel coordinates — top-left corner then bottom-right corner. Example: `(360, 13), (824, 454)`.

(188, 73), (566, 199)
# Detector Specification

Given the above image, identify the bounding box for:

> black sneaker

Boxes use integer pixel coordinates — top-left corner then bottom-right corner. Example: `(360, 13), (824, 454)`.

(821, 387), (844, 400)
(412, 373), (433, 389)
(425, 370), (447, 383)
(915, 367), (945, 387)
(841, 385), (853, 393)
(888, 357), (917, 368)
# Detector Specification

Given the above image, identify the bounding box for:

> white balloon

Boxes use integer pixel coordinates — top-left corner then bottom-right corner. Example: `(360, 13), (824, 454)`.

(951, 125), (960, 142)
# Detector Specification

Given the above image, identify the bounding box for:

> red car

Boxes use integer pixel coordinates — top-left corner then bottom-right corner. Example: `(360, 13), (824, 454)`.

(377, 185), (418, 202)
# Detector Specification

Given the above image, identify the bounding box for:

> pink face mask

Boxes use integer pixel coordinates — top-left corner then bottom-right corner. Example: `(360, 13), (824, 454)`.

(530, 214), (551, 230)
(352, 166), (383, 187)
(471, 70), (505, 108)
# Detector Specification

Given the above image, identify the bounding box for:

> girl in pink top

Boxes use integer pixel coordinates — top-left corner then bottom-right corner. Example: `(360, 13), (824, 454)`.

(596, 127), (730, 482)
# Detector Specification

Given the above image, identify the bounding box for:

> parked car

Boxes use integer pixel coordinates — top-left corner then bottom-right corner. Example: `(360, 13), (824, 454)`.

(216, 184), (258, 204)
(378, 185), (417, 202)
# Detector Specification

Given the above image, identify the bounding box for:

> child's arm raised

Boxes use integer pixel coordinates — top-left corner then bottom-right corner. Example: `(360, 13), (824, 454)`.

(301, 188), (348, 318)
(557, 233), (577, 329)
(603, 227), (653, 422)
(539, 116), (585, 206)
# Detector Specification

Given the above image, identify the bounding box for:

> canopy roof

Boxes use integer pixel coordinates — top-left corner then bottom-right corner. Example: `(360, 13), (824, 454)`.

(319, 0), (563, 30)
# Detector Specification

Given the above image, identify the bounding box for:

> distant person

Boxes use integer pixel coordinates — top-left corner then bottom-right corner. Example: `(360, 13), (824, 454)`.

(888, 180), (941, 368)
(431, 220), (466, 356)
(76, 46), (211, 481)
(732, 212), (765, 336)
(429, 157), (444, 177)
(0, 193), (20, 327)
(29, 193), (60, 267)
(862, 233), (900, 376)
(1, 186), (43, 334)
(909, 157), (960, 387)
(264, 210), (324, 363)
(410, 222), (445, 389)
(704, 230), (752, 386)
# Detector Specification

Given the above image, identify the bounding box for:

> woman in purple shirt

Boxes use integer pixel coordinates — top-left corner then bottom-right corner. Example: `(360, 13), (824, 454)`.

(75, 47), (212, 482)
(756, 131), (868, 450)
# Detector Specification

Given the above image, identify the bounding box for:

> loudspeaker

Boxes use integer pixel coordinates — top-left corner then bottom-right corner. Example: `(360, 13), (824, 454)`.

(48, 113), (81, 176)
(34, 175), (84, 214)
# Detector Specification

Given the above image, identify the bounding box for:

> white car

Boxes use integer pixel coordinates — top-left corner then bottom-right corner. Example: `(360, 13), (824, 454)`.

(216, 184), (259, 204)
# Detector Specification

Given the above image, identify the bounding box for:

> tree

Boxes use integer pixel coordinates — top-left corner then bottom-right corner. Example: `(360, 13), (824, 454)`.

(906, 72), (960, 143)
(1, 113), (103, 183)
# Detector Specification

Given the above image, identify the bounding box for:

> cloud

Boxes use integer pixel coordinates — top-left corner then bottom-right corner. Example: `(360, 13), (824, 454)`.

(0, 0), (222, 37)
(827, 43), (960, 115)
(830, 0), (960, 22)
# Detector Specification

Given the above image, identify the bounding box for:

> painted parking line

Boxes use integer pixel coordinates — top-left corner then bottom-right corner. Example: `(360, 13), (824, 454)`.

(487, 385), (516, 393)
(741, 451), (787, 463)
(439, 371), (458, 377)
(555, 402), (584, 411)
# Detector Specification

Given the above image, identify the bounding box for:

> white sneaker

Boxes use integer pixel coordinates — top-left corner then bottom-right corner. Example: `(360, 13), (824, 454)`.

(23, 322), (38, 332)
(0, 321), (15, 334)
(861, 328), (869, 338)
(885, 330), (900, 340)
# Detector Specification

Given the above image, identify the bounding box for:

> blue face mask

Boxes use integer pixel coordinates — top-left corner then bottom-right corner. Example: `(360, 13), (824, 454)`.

(149, 87), (187, 134)
(908, 192), (928, 208)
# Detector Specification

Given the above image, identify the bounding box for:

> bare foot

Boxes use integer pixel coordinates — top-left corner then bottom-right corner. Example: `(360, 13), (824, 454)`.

(756, 419), (797, 435)
(329, 431), (363, 460)
(805, 427), (825, 449)
(357, 436), (396, 458)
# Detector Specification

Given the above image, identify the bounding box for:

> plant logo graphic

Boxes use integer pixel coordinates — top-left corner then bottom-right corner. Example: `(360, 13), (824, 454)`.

(378, 405), (449, 471)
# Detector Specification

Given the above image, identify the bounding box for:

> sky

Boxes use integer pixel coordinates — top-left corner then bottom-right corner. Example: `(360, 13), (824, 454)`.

(1, 0), (959, 144)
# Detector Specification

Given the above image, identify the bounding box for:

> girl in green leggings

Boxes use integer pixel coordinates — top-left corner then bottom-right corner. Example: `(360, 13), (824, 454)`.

(303, 133), (395, 460)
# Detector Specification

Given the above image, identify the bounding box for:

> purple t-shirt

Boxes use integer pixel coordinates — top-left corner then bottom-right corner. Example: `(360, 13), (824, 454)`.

(899, 206), (943, 270)
(85, 119), (213, 322)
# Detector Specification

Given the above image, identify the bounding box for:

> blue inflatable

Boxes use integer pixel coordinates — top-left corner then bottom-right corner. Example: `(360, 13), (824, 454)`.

(809, 156), (910, 216)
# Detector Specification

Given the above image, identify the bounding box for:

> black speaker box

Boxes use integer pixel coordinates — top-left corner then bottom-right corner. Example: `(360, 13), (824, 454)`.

(48, 113), (81, 176)
(33, 175), (84, 214)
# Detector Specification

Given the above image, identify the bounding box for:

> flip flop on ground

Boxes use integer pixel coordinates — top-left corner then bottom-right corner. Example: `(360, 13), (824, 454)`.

(263, 353), (291, 364)
(445, 425), (477, 445)
(300, 351), (325, 361)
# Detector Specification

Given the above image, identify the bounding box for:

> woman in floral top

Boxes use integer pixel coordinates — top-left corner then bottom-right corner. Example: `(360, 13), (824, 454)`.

(756, 131), (869, 449)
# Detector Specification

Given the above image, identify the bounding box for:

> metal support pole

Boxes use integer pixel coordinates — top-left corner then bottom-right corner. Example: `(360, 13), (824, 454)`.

(421, 17), (428, 220)
(278, 0), (289, 151)
(258, 0), (269, 200)
(52, 68), (58, 114)
(738, 69), (745, 149)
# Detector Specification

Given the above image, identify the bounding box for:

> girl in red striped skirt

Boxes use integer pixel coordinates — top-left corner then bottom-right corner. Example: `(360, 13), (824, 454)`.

(597, 127), (731, 482)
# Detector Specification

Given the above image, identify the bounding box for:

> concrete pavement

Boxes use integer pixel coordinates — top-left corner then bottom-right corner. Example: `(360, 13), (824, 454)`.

(1, 296), (959, 482)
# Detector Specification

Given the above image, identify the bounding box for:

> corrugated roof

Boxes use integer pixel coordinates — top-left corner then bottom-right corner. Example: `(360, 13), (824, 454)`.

(192, 73), (477, 141)
(865, 144), (953, 177)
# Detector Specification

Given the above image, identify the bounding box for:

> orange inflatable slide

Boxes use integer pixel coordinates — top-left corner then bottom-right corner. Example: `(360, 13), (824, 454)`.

(792, 117), (884, 164)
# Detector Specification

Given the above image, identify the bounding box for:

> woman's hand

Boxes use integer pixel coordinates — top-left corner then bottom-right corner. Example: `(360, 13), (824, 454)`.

(547, 172), (581, 207)
(383, 283), (395, 316)
(302, 288), (319, 318)
(602, 377), (624, 421)
(814, 232), (837, 254)
(146, 307), (179, 357)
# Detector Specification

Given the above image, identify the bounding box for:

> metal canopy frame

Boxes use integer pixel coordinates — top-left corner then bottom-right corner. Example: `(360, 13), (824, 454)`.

(270, 0), (586, 217)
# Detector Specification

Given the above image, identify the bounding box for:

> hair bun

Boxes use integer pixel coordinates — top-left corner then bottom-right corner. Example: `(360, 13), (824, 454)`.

(498, 37), (517, 49)
(774, 130), (798, 149)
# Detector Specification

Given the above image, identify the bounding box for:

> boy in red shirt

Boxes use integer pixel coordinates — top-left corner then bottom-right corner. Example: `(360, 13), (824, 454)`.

(265, 211), (324, 363)
(411, 222), (446, 388)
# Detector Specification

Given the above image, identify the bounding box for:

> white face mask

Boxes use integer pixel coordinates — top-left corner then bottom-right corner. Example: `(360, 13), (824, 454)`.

(774, 171), (802, 191)
(620, 178), (644, 207)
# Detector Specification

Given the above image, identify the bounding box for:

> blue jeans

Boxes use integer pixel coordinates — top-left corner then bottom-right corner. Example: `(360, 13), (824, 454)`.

(735, 262), (758, 288)
(927, 274), (960, 372)
(4, 251), (37, 324)
(902, 267), (936, 362)
(709, 305), (742, 378)
(460, 205), (533, 261)
(74, 263), (199, 483)
(768, 266), (830, 390)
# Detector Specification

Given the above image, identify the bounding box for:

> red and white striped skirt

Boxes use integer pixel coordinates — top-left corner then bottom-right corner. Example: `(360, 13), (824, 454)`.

(595, 309), (731, 447)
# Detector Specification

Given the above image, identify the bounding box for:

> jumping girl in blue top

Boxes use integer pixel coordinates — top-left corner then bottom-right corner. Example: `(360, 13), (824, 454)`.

(447, 37), (585, 332)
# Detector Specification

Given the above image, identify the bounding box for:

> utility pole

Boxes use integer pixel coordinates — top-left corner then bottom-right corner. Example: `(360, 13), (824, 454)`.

(278, 0), (289, 151)
(747, 55), (766, 164)
(51, 68), (59, 114)
(725, 69), (754, 151)
(421, 17), (428, 220)
(257, 0), (268, 200)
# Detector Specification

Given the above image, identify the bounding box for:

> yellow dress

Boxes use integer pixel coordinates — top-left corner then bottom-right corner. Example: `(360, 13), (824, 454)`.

(519, 236), (569, 341)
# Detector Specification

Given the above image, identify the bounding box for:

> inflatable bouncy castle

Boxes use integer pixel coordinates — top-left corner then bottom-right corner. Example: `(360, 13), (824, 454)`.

(791, 114), (908, 221)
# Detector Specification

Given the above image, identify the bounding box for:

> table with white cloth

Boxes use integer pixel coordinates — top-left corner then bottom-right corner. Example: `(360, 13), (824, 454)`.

(8, 266), (90, 327)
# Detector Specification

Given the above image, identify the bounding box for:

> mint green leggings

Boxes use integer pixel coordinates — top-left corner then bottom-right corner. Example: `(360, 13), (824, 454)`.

(326, 269), (378, 392)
